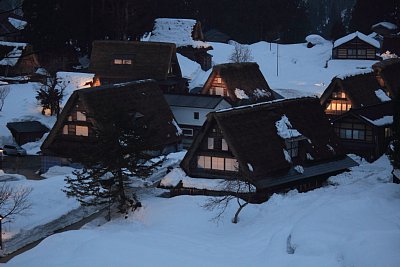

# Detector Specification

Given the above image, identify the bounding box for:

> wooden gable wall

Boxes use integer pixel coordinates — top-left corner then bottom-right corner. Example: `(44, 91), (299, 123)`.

(333, 37), (379, 60)
(324, 88), (353, 116)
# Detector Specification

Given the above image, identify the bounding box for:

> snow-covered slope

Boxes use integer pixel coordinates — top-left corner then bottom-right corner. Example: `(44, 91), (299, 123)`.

(6, 156), (400, 267)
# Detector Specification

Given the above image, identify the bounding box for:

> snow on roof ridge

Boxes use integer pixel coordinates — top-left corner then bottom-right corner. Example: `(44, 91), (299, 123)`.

(333, 31), (380, 49)
(372, 21), (398, 30)
(361, 115), (393, 126)
(335, 69), (374, 80)
(0, 41), (28, 47)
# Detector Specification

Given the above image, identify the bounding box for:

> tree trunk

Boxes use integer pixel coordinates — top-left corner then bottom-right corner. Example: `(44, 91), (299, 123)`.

(232, 202), (248, 224)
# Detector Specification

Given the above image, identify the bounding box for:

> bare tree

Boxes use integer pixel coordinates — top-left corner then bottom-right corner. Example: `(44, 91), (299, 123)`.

(228, 42), (254, 63)
(0, 183), (32, 222)
(202, 177), (254, 224)
(0, 86), (10, 111)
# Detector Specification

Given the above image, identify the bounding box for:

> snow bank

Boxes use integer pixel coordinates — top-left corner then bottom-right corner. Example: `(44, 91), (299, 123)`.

(305, 34), (328, 45)
(7, 156), (400, 267)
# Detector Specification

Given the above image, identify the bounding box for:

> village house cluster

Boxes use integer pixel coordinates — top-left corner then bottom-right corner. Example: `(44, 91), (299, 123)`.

(1, 15), (400, 200)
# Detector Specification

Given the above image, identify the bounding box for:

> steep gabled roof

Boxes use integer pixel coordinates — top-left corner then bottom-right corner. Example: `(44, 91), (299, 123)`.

(182, 97), (347, 185)
(148, 18), (211, 49)
(201, 62), (275, 103)
(41, 80), (181, 155)
(164, 94), (230, 109)
(333, 31), (380, 49)
(89, 40), (182, 81)
(372, 58), (400, 97)
(320, 72), (388, 108)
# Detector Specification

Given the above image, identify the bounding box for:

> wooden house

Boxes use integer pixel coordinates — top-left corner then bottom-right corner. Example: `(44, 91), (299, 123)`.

(6, 121), (49, 145)
(89, 40), (187, 94)
(40, 79), (182, 172)
(320, 72), (392, 118)
(148, 18), (213, 71)
(177, 97), (357, 202)
(201, 63), (276, 105)
(0, 42), (40, 77)
(164, 94), (231, 148)
(371, 22), (399, 37)
(332, 31), (380, 60)
(372, 58), (400, 98)
(332, 101), (393, 162)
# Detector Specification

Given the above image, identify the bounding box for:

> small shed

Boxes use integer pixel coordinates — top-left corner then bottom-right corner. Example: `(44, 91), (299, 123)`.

(7, 121), (49, 145)
(332, 31), (380, 60)
(201, 62), (276, 105)
(148, 18), (213, 71)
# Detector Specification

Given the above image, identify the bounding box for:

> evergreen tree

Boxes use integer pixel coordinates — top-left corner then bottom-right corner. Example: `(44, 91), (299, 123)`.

(64, 105), (160, 217)
(36, 75), (65, 116)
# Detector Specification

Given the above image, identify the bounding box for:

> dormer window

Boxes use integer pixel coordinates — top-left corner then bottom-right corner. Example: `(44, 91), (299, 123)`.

(285, 139), (299, 158)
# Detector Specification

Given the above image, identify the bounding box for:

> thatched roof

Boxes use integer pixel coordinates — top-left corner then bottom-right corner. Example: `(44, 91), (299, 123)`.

(201, 62), (275, 104)
(148, 18), (211, 49)
(41, 79), (181, 157)
(0, 41), (27, 66)
(181, 97), (349, 187)
(320, 72), (388, 108)
(89, 40), (182, 82)
(373, 58), (400, 97)
(333, 101), (394, 127)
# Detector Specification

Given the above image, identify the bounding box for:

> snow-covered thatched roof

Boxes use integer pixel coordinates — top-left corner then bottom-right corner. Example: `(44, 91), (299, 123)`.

(333, 31), (380, 49)
(148, 18), (211, 49)
(372, 22), (398, 31)
(0, 41), (27, 66)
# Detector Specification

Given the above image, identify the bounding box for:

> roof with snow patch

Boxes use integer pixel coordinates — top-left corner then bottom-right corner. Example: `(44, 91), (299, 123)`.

(0, 41), (27, 66)
(333, 31), (381, 49)
(201, 62), (275, 104)
(164, 93), (231, 109)
(148, 18), (211, 49)
(320, 72), (390, 109)
(181, 97), (352, 188)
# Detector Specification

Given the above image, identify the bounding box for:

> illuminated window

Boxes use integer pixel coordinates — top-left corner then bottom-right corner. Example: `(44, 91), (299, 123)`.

(208, 137), (214, 149)
(62, 125), (68, 135)
(76, 111), (86, 121)
(385, 127), (392, 138)
(225, 158), (238, 171)
(114, 59), (123, 65)
(215, 87), (224, 96)
(212, 157), (224, 170)
(215, 77), (222, 84)
(197, 156), (211, 169)
(222, 139), (228, 151)
(76, 126), (88, 136)
(123, 59), (132, 64)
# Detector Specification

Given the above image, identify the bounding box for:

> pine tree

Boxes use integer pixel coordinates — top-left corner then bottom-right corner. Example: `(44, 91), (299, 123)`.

(64, 105), (161, 218)
(36, 75), (65, 116)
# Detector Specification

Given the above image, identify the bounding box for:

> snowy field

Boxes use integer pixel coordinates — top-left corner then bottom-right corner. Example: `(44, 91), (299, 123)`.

(180, 39), (378, 98)
(4, 155), (400, 267)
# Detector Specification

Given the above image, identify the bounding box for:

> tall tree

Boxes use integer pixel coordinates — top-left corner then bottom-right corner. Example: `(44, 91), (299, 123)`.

(64, 105), (160, 217)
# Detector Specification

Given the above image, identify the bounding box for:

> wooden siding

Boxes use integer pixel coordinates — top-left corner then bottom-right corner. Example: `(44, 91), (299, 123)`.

(332, 37), (379, 60)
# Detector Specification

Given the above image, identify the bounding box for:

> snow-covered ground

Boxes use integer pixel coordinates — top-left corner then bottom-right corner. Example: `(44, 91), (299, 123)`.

(4, 155), (400, 267)
(179, 40), (378, 98)
(0, 72), (93, 151)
